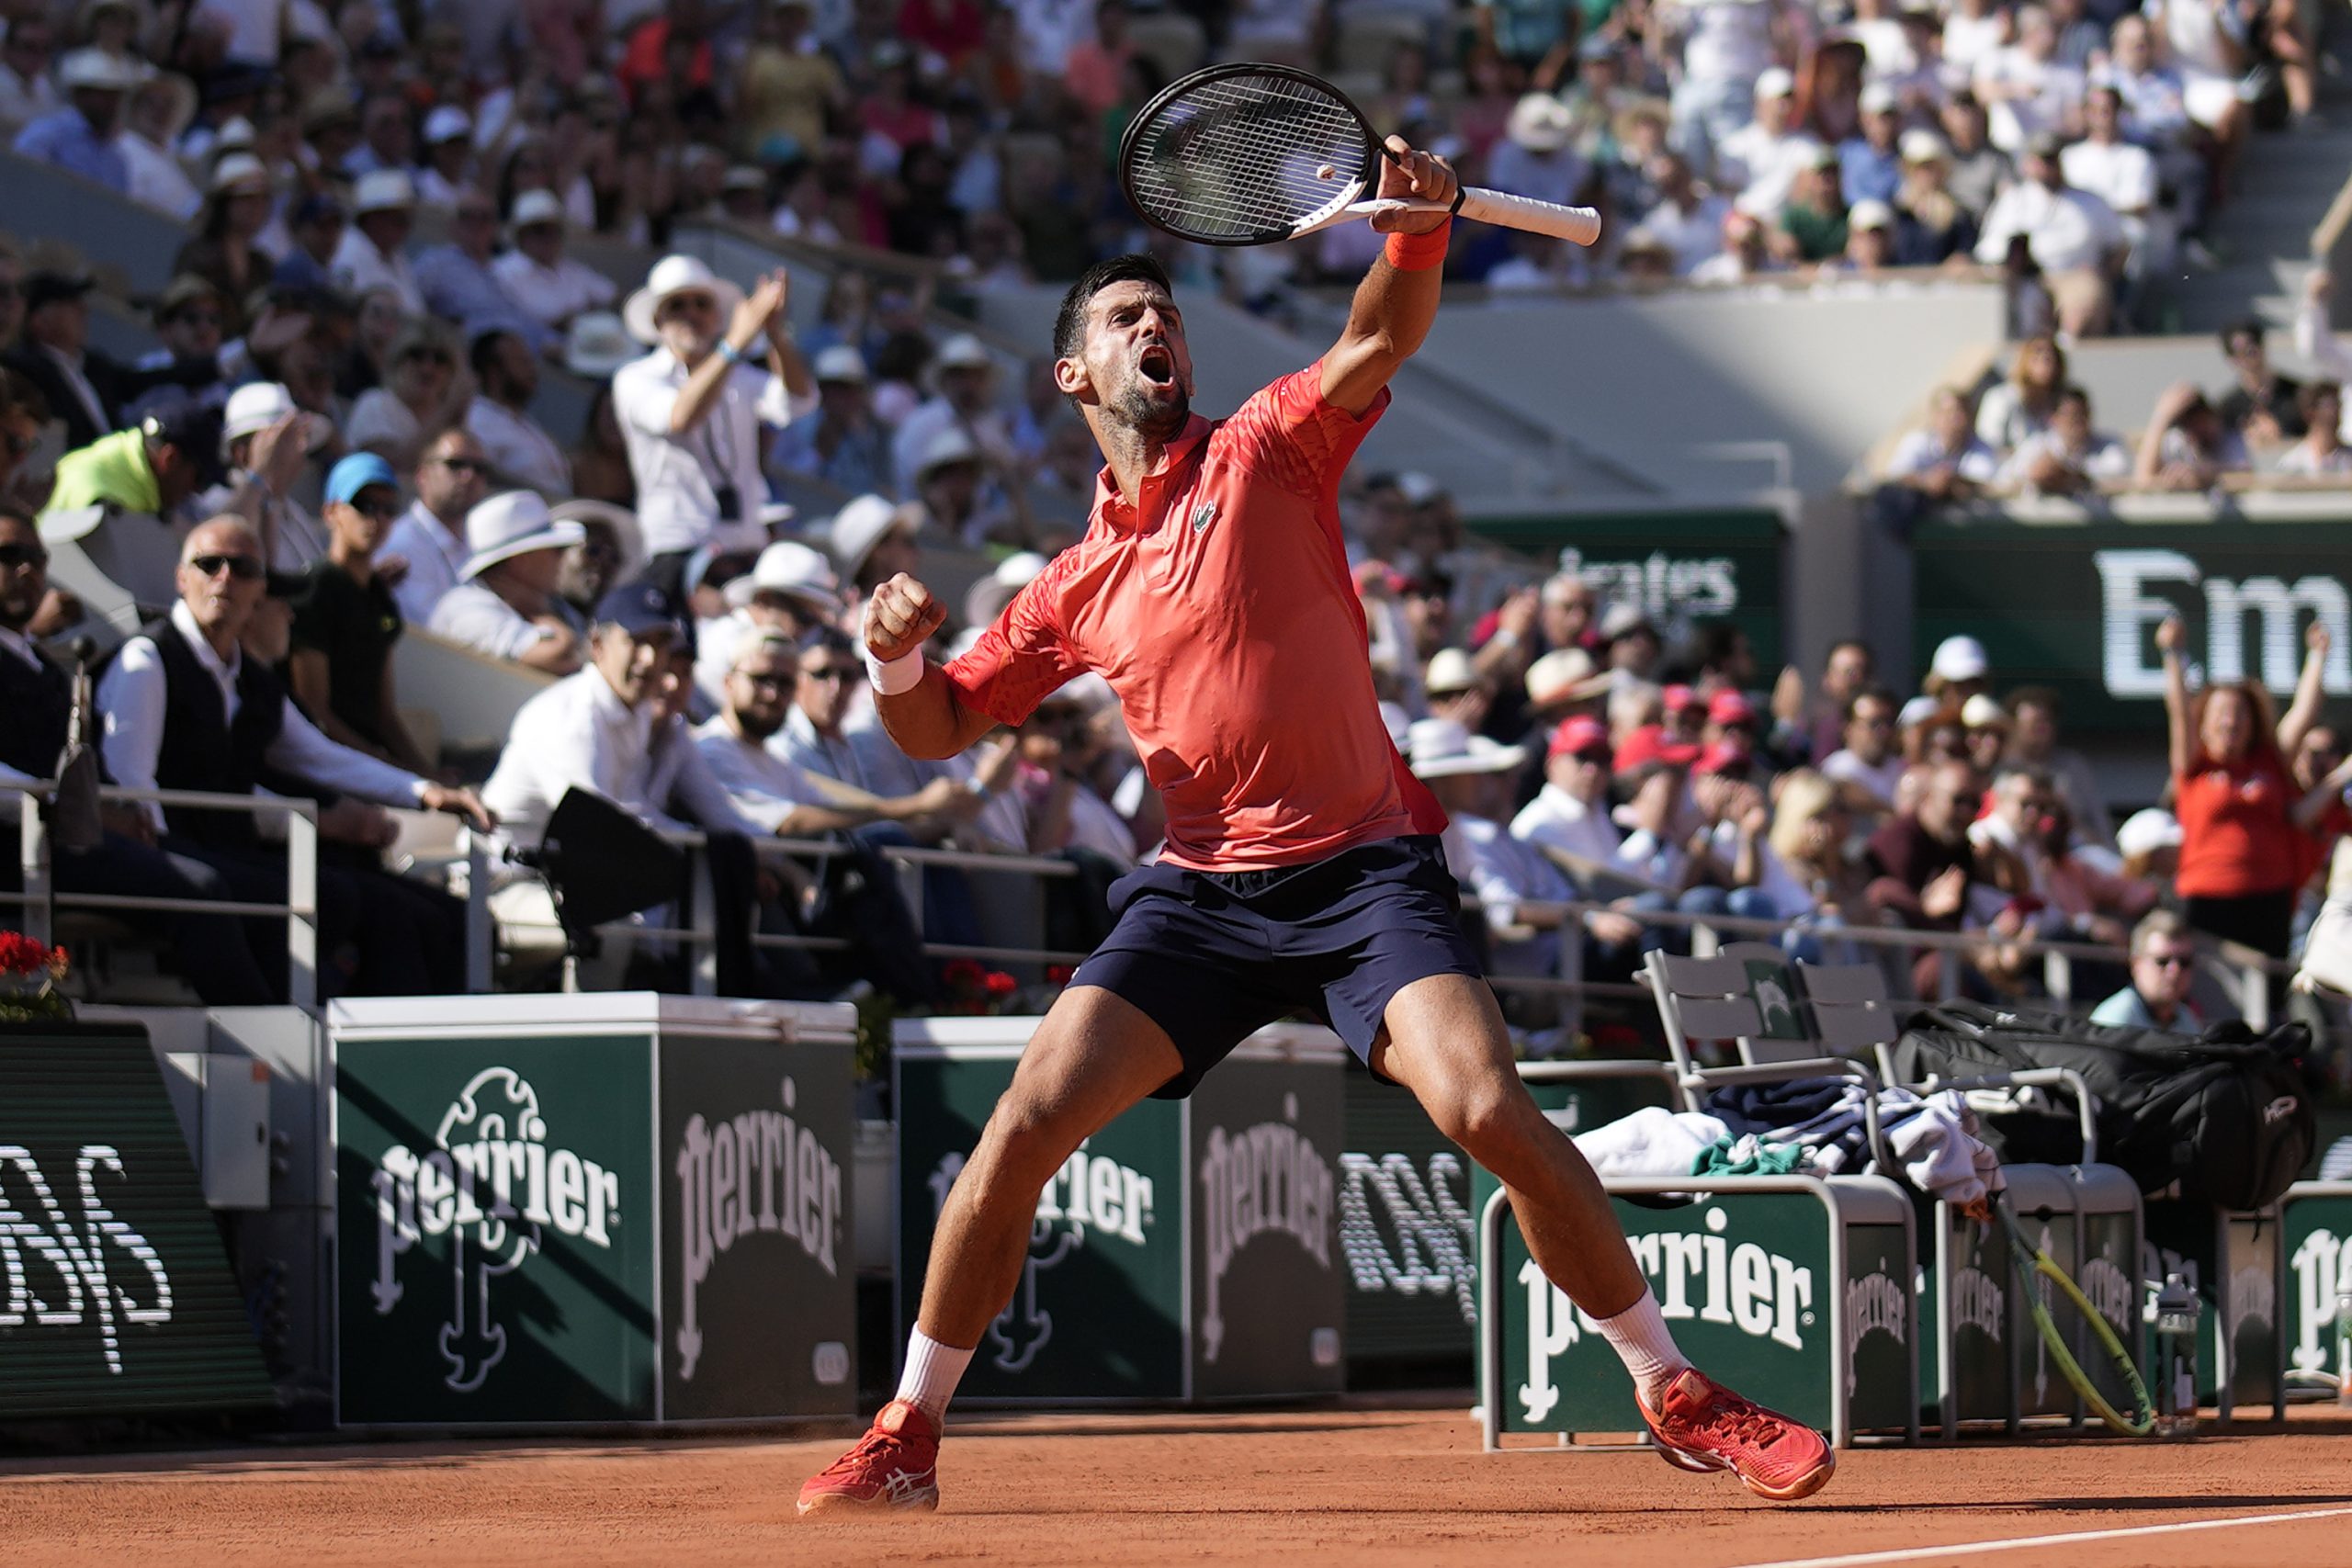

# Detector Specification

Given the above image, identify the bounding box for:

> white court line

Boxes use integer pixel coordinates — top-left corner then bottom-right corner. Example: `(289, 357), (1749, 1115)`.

(1722, 1503), (2352, 1568)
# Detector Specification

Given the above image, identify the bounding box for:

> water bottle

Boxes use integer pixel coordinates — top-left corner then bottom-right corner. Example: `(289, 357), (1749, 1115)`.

(2151, 1273), (2200, 1438)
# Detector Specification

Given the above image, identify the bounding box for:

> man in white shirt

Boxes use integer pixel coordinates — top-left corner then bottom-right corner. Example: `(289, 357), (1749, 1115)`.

(1716, 67), (1821, 219)
(1657, 0), (1784, 168)
(1636, 152), (1732, 276)
(1973, 133), (2124, 335)
(463, 327), (571, 497)
(1998, 384), (2132, 492)
(693, 537), (842, 710)
(889, 333), (1020, 500)
(1972, 6), (2085, 155)
(96, 517), (491, 993)
(613, 254), (815, 590)
(2060, 85), (2159, 270)
(0, 17), (60, 135)
(1818, 685), (1907, 812)
(2293, 270), (2352, 441)
(377, 426), (490, 625)
(427, 491), (586, 671)
(332, 169), (425, 315)
(1408, 717), (1571, 984)
(489, 189), (617, 331)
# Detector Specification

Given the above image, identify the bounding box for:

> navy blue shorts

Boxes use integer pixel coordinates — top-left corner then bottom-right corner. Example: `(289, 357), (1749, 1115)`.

(1069, 833), (1483, 1099)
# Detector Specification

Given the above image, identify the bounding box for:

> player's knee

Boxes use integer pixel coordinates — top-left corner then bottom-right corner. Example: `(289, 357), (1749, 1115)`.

(1422, 1073), (1527, 1159)
(979, 1088), (1092, 1180)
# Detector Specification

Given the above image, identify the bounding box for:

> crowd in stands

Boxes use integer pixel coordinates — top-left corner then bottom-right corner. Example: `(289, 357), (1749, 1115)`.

(0, 0), (2328, 328)
(1881, 281), (2352, 497)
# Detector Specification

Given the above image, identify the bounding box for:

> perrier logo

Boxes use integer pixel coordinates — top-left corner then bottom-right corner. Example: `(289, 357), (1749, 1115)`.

(368, 1066), (621, 1393)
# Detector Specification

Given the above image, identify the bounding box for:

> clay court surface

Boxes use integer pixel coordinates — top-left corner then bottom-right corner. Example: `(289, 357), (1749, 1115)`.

(5, 1406), (2351, 1568)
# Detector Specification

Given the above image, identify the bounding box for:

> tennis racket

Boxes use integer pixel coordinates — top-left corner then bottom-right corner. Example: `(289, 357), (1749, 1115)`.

(1996, 1201), (2154, 1438)
(1118, 62), (1602, 249)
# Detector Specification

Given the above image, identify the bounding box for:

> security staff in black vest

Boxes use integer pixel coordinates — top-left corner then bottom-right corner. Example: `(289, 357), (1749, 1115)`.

(0, 506), (279, 1002)
(96, 516), (493, 997)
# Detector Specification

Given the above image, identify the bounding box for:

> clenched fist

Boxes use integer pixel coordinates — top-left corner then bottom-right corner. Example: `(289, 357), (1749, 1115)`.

(865, 572), (947, 663)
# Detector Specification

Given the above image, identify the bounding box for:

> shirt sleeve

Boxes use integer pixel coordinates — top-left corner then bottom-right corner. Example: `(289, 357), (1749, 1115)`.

(941, 564), (1086, 728)
(1213, 361), (1390, 500)
(666, 730), (767, 838)
(96, 636), (168, 831)
(613, 361), (681, 438)
(430, 588), (550, 661)
(692, 731), (793, 833)
(265, 696), (431, 808)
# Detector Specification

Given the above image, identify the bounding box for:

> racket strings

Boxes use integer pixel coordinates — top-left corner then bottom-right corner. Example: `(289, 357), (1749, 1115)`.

(1125, 71), (1372, 242)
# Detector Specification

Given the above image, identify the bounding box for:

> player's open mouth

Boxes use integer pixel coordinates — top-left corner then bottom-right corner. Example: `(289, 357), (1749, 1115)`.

(1138, 345), (1174, 385)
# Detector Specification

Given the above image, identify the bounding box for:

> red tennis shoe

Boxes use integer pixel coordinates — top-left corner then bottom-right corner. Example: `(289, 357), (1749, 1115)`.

(797, 1399), (941, 1517)
(1636, 1368), (1835, 1502)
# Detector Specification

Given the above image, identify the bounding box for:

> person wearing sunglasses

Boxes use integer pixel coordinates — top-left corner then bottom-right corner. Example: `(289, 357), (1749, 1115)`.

(0, 505), (283, 1005)
(96, 517), (493, 997)
(2089, 908), (2206, 1032)
(612, 254), (814, 592)
(377, 426), (492, 625)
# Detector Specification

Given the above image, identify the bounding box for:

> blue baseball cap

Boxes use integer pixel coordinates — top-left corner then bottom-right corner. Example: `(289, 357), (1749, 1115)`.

(324, 451), (398, 507)
(594, 579), (685, 640)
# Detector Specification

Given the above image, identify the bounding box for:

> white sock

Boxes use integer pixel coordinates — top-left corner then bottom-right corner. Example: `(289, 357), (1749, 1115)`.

(895, 1328), (975, 1423)
(1594, 1290), (1690, 1403)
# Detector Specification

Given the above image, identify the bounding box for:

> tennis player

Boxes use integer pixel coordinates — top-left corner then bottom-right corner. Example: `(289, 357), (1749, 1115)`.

(799, 140), (1834, 1516)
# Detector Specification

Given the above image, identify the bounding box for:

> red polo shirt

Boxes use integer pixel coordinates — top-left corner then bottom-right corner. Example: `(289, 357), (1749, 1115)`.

(944, 363), (1443, 871)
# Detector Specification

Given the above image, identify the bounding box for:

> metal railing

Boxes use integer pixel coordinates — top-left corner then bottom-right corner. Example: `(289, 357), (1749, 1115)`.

(8, 780), (321, 1008)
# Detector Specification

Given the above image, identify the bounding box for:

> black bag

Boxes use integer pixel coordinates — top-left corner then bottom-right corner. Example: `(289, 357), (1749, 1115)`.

(1888, 999), (2316, 1210)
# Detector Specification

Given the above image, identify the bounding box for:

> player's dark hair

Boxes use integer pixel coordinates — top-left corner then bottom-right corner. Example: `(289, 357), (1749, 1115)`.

(1053, 254), (1174, 365)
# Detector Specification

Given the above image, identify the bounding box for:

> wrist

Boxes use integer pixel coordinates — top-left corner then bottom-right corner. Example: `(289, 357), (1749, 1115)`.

(1385, 219), (1452, 271)
(865, 645), (924, 695)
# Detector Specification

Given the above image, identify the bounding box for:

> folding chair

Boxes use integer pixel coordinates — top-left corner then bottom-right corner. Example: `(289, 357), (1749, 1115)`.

(1641, 949), (1894, 1171)
(1793, 958), (1905, 1078)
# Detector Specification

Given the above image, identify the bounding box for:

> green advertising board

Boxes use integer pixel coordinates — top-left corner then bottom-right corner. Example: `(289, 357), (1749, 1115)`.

(1479, 1175), (1915, 1449)
(332, 994), (856, 1427)
(895, 1018), (1346, 1403)
(1464, 508), (1787, 667)
(0, 1021), (275, 1420)
(2282, 1181), (2352, 1393)
(2143, 1196), (2286, 1419)
(1914, 512), (2352, 735)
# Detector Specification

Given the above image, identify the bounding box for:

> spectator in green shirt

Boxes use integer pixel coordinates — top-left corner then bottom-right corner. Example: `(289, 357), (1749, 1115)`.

(1775, 147), (1849, 264)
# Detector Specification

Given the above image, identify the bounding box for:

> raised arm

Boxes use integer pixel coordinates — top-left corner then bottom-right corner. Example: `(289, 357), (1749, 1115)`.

(2157, 614), (2191, 779)
(1319, 139), (1462, 418)
(669, 271), (789, 437)
(2278, 618), (2331, 757)
(864, 572), (1001, 760)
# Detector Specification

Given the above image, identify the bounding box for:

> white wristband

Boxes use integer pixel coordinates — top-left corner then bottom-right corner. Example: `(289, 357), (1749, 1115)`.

(866, 647), (925, 695)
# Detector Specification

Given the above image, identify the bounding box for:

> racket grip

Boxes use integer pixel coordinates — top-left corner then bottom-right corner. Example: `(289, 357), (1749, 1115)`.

(1454, 186), (1601, 246)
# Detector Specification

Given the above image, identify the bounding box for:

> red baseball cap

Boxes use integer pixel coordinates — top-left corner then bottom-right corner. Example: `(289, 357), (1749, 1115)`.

(1696, 739), (1751, 775)
(1616, 725), (1701, 772)
(1548, 715), (1610, 759)
(1708, 688), (1757, 728)
(1662, 683), (1698, 713)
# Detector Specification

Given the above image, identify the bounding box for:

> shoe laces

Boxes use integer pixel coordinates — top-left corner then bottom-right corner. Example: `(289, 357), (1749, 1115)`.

(1694, 1389), (1786, 1449)
(822, 1422), (919, 1479)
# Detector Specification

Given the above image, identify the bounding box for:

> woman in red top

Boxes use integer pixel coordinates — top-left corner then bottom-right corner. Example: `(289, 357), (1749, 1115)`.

(2159, 615), (2332, 959)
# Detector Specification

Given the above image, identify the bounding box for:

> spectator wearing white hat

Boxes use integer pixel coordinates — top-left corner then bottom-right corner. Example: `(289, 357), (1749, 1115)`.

(1717, 68), (1821, 220)
(828, 492), (918, 627)
(333, 169), (425, 314)
(464, 327), (571, 498)
(550, 499), (642, 623)
(377, 425), (492, 625)
(13, 48), (135, 192)
(907, 423), (1023, 547)
(205, 378), (335, 570)
(888, 333), (1018, 498)
(426, 491), (588, 671)
(1408, 716), (1569, 983)
(612, 254), (815, 583)
(770, 344), (892, 496)
(413, 188), (559, 355)
(1838, 200), (1899, 271)
(694, 538), (842, 709)
(1491, 94), (1592, 216)
(413, 105), (474, 209)
(1838, 83), (1905, 207)
(490, 190), (618, 332)
(1892, 130), (1978, 265)
(1925, 632), (1992, 706)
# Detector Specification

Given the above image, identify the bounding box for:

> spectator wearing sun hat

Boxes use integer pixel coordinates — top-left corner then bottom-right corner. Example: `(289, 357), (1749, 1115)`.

(413, 104), (474, 209)
(203, 379), (335, 570)
(13, 48), (137, 192)
(1409, 716), (1572, 982)
(612, 254), (815, 582)
(828, 491), (919, 623)
(425, 491), (588, 672)
(693, 537), (843, 709)
(333, 168), (424, 314)
(490, 189), (618, 333)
